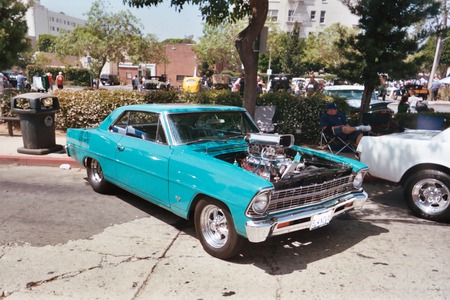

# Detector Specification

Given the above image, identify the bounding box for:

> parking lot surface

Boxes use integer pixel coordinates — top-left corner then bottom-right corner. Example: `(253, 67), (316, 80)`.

(1, 165), (449, 299)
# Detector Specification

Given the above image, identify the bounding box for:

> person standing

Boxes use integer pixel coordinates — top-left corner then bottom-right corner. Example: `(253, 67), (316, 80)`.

(0, 72), (4, 92)
(306, 74), (319, 96)
(132, 75), (138, 90)
(431, 79), (441, 101)
(47, 72), (53, 91)
(56, 72), (64, 89)
(16, 72), (26, 90)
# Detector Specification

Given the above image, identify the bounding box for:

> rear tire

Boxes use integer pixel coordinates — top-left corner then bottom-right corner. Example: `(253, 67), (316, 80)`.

(404, 170), (450, 222)
(194, 198), (245, 259)
(87, 158), (112, 194)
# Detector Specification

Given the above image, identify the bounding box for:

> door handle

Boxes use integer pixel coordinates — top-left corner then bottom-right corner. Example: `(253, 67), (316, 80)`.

(117, 144), (125, 151)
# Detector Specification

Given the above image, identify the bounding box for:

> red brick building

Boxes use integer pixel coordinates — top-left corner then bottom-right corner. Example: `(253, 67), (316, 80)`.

(156, 44), (198, 87)
(118, 43), (198, 87)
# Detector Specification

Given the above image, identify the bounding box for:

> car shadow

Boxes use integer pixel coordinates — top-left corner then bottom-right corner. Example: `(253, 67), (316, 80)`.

(108, 182), (392, 274)
(231, 215), (388, 274)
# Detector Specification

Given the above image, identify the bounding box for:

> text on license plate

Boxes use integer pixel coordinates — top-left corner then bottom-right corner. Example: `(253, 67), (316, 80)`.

(310, 210), (333, 230)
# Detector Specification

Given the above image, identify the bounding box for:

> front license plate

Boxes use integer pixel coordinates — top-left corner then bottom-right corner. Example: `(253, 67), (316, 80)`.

(310, 210), (333, 230)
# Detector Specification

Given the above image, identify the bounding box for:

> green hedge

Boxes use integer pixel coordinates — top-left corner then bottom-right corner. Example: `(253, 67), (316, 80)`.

(2, 88), (450, 146)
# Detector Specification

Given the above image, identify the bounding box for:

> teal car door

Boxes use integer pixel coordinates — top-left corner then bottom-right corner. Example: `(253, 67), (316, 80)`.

(113, 111), (171, 207)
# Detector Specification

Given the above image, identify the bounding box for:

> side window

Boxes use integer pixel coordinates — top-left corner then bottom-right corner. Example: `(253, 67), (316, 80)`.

(111, 112), (130, 135)
(111, 110), (167, 144)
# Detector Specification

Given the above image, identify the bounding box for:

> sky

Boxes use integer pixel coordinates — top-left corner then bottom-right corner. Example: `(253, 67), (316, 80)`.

(39, 0), (205, 41)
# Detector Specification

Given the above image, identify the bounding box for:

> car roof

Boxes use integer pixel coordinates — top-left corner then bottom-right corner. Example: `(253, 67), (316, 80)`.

(324, 85), (364, 90)
(115, 104), (246, 114)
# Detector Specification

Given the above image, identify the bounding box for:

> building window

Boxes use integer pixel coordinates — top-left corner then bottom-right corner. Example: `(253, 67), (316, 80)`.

(320, 11), (326, 23)
(310, 10), (316, 21)
(288, 10), (295, 22)
(268, 10), (278, 22)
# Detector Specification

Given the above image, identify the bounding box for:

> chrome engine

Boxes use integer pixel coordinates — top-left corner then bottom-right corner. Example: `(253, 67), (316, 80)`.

(241, 133), (305, 182)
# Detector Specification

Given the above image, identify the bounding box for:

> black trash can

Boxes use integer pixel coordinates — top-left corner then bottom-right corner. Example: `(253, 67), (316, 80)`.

(11, 93), (64, 155)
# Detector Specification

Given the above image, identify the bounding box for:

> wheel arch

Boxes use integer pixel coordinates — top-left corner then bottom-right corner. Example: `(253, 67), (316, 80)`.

(187, 193), (232, 221)
(400, 163), (450, 185)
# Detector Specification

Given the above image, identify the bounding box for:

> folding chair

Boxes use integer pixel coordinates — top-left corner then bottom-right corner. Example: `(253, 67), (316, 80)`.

(416, 114), (445, 130)
(319, 126), (357, 155)
(255, 105), (276, 133)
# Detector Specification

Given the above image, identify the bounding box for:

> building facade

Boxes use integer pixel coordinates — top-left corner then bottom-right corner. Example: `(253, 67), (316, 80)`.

(25, 0), (85, 43)
(268, 0), (359, 37)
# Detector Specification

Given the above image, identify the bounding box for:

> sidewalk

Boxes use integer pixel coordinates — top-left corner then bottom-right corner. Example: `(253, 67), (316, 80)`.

(0, 133), (82, 168)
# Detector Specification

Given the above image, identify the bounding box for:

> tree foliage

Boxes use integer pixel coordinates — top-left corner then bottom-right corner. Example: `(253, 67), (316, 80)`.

(123, 0), (268, 118)
(339, 0), (440, 114)
(303, 24), (357, 75)
(278, 23), (306, 75)
(0, 0), (31, 70)
(54, 0), (166, 88)
(193, 22), (245, 74)
(37, 34), (57, 52)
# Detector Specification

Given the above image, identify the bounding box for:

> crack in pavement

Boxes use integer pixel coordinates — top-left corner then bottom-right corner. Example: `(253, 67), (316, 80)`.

(132, 230), (182, 299)
(23, 253), (155, 292)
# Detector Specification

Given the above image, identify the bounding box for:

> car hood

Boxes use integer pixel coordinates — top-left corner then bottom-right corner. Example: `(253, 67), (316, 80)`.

(346, 99), (392, 108)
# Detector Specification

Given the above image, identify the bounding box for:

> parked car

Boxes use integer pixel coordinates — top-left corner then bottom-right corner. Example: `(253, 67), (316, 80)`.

(66, 104), (369, 259)
(357, 128), (450, 222)
(141, 75), (168, 91)
(268, 74), (292, 92)
(324, 85), (394, 116)
(100, 74), (120, 85)
(182, 77), (202, 92)
(405, 83), (429, 100)
(1, 70), (18, 88)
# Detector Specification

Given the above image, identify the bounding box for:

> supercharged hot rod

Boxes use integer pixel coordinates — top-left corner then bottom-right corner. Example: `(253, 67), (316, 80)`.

(66, 104), (368, 259)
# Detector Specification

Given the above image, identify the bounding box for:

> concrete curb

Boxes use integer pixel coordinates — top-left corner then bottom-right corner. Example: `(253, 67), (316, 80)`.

(0, 155), (82, 168)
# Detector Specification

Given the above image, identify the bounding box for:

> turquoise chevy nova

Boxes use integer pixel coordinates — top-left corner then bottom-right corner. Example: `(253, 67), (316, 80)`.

(66, 104), (368, 259)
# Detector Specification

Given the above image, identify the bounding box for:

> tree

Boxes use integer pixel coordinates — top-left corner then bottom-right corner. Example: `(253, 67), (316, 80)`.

(193, 22), (245, 74)
(0, 0), (31, 70)
(37, 34), (57, 52)
(303, 24), (357, 75)
(54, 0), (166, 88)
(123, 0), (268, 118)
(339, 0), (440, 114)
(278, 22), (306, 76)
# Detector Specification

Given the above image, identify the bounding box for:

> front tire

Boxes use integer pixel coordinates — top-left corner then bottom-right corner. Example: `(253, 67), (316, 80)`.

(87, 158), (112, 194)
(404, 170), (450, 222)
(194, 199), (245, 259)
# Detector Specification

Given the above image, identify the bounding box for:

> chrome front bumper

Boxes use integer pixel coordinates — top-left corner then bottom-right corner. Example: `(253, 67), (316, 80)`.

(245, 191), (368, 243)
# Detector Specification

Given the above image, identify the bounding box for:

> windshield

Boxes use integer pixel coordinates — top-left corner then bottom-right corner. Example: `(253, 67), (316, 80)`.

(168, 111), (259, 144)
(324, 88), (377, 100)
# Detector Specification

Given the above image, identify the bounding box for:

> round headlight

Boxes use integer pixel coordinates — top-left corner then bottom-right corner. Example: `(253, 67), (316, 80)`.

(252, 192), (270, 215)
(353, 171), (365, 188)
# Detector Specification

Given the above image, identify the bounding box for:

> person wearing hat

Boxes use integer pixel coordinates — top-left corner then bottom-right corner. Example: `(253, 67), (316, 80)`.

(320, 102), (371, 146)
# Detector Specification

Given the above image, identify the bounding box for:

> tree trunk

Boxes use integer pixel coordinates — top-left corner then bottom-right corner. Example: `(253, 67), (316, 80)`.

(234, 0), (268, 119)
(360, 86), (374, 123)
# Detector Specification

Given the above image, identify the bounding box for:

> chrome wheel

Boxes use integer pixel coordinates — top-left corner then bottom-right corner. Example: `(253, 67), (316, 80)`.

(90, 159), (104, 184)
(411, 178), (449, 215)
(404, 170), (450, 222)
(194, 199), (244, 259)
(199, 204), (229, 249)
(87, 158), (112, 194)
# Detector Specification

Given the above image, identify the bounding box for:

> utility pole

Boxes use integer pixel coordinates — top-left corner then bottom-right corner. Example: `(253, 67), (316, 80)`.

(428, 0), (448, 99)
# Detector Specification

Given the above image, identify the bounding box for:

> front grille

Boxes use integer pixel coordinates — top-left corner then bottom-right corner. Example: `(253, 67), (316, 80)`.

(248, 174), (355, 217)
